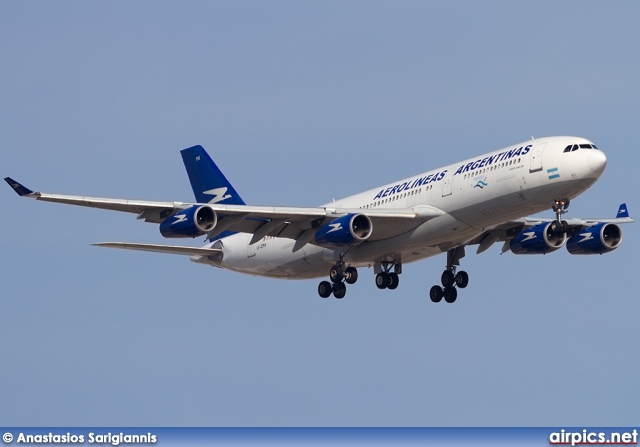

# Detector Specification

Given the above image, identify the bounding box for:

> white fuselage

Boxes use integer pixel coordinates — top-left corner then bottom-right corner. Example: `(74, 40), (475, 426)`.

(193, 136), (607, 279)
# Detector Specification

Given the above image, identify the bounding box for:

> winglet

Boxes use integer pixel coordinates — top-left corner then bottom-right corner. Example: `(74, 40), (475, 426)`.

(4, 177), (34, 196)
(616, 203), (630, 219)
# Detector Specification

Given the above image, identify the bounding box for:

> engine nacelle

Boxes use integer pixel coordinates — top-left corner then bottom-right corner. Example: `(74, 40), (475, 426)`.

(159, 205), (217, 238)
(314, 213), (373, 247)
(510, 222), (567, 254)
(567, 222), (622, 255)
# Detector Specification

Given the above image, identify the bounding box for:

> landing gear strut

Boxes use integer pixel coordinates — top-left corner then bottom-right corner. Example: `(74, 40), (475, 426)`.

(551, 199), (570, 234)
(430, 247), (468, 304)
(318, 260), (358, 299)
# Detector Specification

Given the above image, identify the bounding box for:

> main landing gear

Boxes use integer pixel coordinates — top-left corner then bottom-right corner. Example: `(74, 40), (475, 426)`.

(318, 262), (358, 299)
(375, 261), (401, 290)
(551, 199), (570, 235)
(317, 259), (402, 299)
(429, 247), (469, 304)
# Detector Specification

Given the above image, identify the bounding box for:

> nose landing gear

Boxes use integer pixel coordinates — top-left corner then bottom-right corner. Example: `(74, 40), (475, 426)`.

(551, 199), (570, 234)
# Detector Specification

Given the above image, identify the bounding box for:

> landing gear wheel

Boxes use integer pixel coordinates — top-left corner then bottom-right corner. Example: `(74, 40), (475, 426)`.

(318, 281), (332, 298)
(454, 271), (469, 289)
(376, 273), (389, 289)
(387, 273), (399, 290)
(333, 282), (347, 299)
(344, 267), (358, 284)
(329, 265), (344, 283)
(430, 285), (443, 303)
(444, 287), (458, 303)
(441, 270), (455, 288)
(551, 200), (570, 231)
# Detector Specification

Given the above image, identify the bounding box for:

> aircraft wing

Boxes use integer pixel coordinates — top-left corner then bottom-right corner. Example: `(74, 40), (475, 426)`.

(5, 177), (444, 246)
(467, 203), (634, 254)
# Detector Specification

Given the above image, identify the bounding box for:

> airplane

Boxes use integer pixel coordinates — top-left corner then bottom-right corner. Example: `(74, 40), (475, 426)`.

(4, 136), (633, 302)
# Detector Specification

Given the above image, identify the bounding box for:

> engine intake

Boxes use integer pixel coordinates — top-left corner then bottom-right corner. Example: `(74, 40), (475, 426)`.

(315, 213), (373, 247)
(159, 205), (217, 238)
(510, 222), (567, 254)
(567, 222), (622, 255)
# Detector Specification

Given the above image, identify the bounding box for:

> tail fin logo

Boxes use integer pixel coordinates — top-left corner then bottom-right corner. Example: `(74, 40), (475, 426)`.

(203, 187), (232, 204)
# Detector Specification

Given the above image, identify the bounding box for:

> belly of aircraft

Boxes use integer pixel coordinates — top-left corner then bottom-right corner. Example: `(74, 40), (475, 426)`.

(450, 178), (596, 230)
(210, 176), (597, 280)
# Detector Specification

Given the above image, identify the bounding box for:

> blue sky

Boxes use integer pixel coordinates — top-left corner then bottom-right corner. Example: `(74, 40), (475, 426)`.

(1, 1), (638, 426)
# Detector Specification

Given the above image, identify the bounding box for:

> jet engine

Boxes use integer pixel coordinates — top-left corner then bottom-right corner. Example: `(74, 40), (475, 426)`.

(566, 222), (622, 255)
(159, 205), (217, 238)
(315, 213), (373, 247)
(510, 222), (567, 254)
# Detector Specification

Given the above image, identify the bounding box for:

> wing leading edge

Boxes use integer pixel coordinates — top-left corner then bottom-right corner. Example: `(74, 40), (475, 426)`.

(4, 177), (444, 249)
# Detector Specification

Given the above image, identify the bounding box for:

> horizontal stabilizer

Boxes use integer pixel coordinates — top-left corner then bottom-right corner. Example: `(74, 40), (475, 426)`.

(93, 242), (222, 256)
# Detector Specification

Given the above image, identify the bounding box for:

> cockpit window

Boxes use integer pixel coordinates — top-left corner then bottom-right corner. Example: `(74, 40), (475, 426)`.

(564, 143), (599, 153)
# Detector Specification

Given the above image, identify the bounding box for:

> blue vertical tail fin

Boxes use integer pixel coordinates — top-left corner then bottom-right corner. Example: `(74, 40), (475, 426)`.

(180, 145), (246, 205)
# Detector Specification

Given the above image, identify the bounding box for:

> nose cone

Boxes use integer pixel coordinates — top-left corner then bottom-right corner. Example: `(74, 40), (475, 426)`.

(587, 149), (607, 177)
